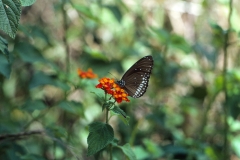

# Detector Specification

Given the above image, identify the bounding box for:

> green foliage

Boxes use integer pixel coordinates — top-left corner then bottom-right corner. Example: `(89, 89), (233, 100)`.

(20, 0), (36, 6)
(0, 0), (21, 38)
(0, 37), (9, 60)
(0, 0), (240, 159)
(0, 54), (11, 78)
(116, 143), (137, 160)
(87, 122), (114, 156)
(111, 105), (127, 118)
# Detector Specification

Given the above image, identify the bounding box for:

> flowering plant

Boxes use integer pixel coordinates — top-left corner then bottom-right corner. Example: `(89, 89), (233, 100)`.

(86, 77), (134, 159)
(96, 77), (130, 103)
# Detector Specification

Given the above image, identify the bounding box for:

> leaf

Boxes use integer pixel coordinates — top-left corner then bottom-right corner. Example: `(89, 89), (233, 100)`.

(104, 5), (122, 23)
(119, 115), (130, 126)
(58, 100), (83, 115)
(143, 139), (163, 158)
(0, 0), (21, 38)
(132, 146), (150, 160)
(231, 135), (240, 157)
(169, 34), (192, 53)
(14, 42), (46, 63)
(29, 71), (70, 91)
(87, 122), (114, 156)
(46, 125), (67, 139)
(73, 4), (99, 21)
(19, 25), (52, 46)
(0, 54), (11, 78)
(111, 105), (127, 118)
(117, 143), (137, 160)
(21, 100), (46, 112)
(29, 71), (55, 89)
(0, 36), (10, 60)
(20, 0), (36, 6)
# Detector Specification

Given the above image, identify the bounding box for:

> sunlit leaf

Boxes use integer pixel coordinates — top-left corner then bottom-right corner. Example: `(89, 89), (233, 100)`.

(117, 143), (137, 160)
(133, 146), (150, 160)
(87, 122), (114, 156)
(0, 0), (21, 38)
(20, 0), (36, 6)
(104, 5), (122, 23)
(72, 4), (99, 21)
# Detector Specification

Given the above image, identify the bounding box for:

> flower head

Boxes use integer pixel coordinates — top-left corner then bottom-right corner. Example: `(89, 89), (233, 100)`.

(96, 77), (115, 95)
(78, 68), (97, 79)
(96, 77), (130, 103)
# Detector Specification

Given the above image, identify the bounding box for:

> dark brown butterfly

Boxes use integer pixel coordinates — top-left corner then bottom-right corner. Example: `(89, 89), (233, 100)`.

(116, 55), (153, 98)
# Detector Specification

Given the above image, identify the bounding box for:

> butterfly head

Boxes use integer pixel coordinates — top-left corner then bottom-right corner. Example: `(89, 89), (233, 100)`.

(116, 79), (125, 87)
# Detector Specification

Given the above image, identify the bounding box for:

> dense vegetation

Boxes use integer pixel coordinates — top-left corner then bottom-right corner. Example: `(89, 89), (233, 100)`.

(1, 0), (240, 159)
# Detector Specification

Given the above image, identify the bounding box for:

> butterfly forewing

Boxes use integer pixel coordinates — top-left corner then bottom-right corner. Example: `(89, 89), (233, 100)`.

(117, 56), (153, 98)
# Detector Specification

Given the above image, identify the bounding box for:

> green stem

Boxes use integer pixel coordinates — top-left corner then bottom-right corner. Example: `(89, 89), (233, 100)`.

(106, 108), (109, 124)
(110, 144), (113, 160)
(222, 0), (232, 159)
(198, 91), (220, 140)
(61, 0), (70, 80)
(129, 119), (143, 146)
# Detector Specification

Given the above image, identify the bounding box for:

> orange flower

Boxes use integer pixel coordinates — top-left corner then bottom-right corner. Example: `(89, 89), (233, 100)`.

(112, 87), (130, 103)
(96, 77), (130, 103)
(77, 68), (97, 79)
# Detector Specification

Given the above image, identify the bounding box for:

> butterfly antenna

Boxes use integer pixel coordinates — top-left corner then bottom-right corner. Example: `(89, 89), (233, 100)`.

(108, 72), (117, 79)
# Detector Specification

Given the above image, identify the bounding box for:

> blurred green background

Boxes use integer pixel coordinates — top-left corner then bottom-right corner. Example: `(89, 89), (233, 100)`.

(1, 0), (240, 159)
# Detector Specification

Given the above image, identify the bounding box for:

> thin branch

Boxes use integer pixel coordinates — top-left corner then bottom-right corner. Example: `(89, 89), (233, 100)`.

(0, 130), (44, 141)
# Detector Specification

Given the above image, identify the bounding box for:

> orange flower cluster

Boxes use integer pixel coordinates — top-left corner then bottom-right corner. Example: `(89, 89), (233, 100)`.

(96, 77), (130, 103)
(77, 68), (97, 79)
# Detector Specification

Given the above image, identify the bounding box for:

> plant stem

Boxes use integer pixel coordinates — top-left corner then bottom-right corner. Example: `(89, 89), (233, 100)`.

(106, 108), (109, 124)
(222, 0), (232, 159)
(61, 0), (70, 79)
(198, 91), (219, 140)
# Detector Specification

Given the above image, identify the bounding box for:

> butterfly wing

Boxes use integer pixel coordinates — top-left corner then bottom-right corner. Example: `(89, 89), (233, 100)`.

(119, 55), (153, 98)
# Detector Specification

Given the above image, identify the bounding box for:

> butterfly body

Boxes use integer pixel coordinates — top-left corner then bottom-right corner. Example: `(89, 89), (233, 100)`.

(116, 55), (153, 98)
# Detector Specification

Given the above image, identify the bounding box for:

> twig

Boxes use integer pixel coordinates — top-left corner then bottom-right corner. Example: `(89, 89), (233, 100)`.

(0, 130), (44, 141)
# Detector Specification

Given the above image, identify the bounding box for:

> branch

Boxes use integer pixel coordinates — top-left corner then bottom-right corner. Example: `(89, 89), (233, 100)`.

(0, 130), (44, 141)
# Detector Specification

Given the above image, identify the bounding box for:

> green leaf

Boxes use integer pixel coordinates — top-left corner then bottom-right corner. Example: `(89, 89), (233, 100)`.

(104, 5), (122, 23)
(46, 125), (67, 139)
(231, 135), (240, 157)
(73, 4), (99, 21)
(0, 54), (11, 78)
(58, 100), (83, 115)
(29, 71), (70, 91)
(14, 42), (46, 63)
(0, 36), (10, 60)
(111, 105), (127, 118)
(87, 122), (114, 156)
(143, 139), (163, 158)
(132, 146), (150, 160)
(29, 71), (55, 89)
(20, 0), (36, 6)
(21, 100), (46, 112)
(0, 0), (21, 38)
(169, 34), (192, 53)
(119, 115), (130, 126)
(117, 143), (137, 160)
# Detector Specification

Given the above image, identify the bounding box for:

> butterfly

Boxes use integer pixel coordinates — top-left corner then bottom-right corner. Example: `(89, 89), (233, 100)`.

(116, 55), (153, 98)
